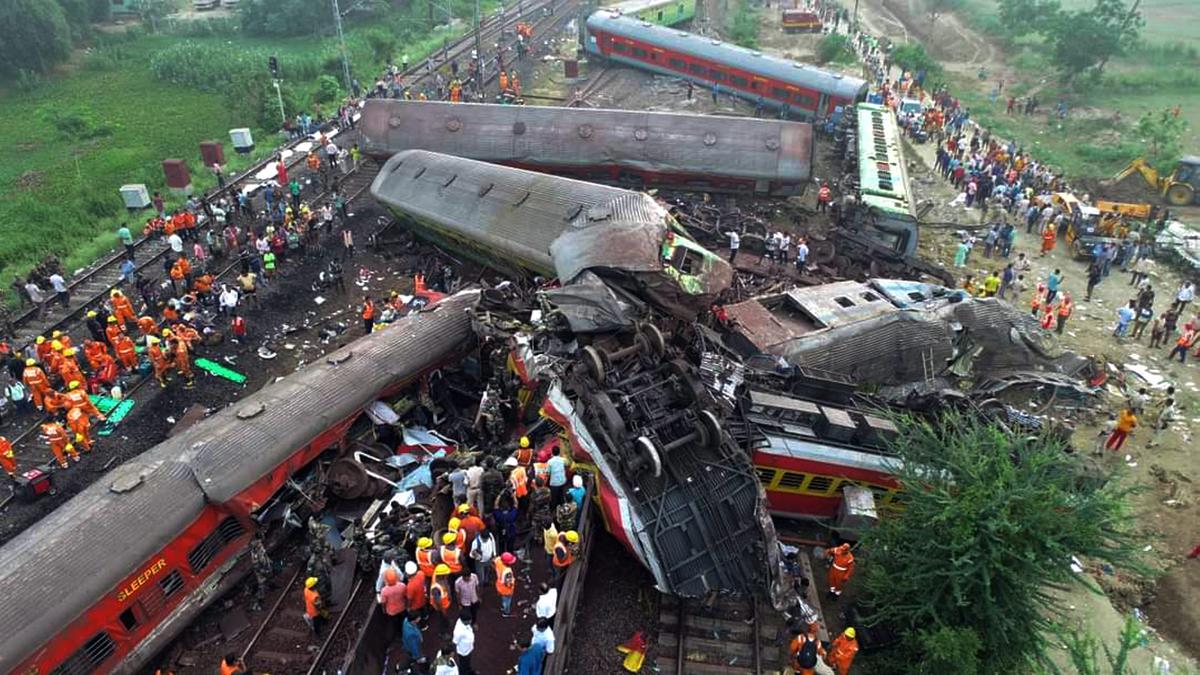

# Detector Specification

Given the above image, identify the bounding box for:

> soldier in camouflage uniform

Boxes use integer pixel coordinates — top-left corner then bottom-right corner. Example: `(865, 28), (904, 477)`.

(249, 533), (273, 611)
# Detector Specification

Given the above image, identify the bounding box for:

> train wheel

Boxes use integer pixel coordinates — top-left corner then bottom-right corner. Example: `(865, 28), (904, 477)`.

(699, 409), (722, 448)
(634, 435), (664, 478)
(594, 390), (627, 441)
(809, 238), (836, 264)
(641, 323), (667, 356)
(582, 345), (606, 384)
(666, 359), (706, 405)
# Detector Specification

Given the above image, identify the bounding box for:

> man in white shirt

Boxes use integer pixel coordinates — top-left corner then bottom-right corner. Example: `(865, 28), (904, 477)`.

(727, 230), (740, 263)
(48, 272), (69, 307)
(452, 615), (475, 675)
(531, 617), (556, 654)
(795, 238), (809, 271)
(168, 232), (184, 255)
(535, 582), (558, 620)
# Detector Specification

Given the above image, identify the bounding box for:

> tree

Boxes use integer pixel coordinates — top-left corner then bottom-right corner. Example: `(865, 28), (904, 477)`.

(240, 0), (329, 37)
(0, 0), (73, 75)
(860, 413), (1144, 674)
(817, 34), (854, 64)
(1134, 108), (1189, 172)
(1047, 0), (1142, 81)
(891, 42), (941, 77)
(997, 0), (1062, 39)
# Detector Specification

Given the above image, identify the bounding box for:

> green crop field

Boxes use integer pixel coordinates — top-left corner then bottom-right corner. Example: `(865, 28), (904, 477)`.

(0, 8), (479, 303)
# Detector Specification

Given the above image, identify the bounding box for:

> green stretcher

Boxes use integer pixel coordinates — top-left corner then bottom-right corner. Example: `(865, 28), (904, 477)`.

(195, 358), (247, 384)
(90, 395), (136, 437)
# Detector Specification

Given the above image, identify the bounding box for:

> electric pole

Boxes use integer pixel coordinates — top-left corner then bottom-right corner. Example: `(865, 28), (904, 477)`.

(474, 0), (482, 61)
(331, 0), (353, 92)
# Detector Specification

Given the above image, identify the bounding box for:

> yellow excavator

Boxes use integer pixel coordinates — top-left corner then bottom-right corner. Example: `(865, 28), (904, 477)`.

(1109, 157), (1200, 206)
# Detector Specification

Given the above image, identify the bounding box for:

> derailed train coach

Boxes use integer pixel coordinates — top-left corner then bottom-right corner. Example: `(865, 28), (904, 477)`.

(370, 149), (733, 318)
(359, 100), (815, 196)
(0, 292), (480, 675)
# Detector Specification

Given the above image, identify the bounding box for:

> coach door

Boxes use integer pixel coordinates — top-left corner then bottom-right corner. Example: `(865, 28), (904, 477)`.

(650, 47), (666, 65)
(817, 93), (830, 117)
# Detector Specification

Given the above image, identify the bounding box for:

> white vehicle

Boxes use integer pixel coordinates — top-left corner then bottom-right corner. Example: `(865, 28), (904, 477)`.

(193, 0), (220, 9)
(898, 98), (924, 116)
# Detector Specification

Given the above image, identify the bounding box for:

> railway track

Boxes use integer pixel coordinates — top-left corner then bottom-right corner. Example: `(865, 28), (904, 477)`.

(655, 594), (791, 675)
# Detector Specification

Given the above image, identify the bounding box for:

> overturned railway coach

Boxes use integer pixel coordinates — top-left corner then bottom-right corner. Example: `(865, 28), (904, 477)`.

(0, 292), (480, 675)
(360, 100), (814, 196)
(585, 11), (868, 120)
(371, 149), (732, 318)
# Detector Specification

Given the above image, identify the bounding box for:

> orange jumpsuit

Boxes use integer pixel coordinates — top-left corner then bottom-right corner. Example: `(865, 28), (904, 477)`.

(826, 544), (855, 596)
(43, 391), (67, 417)
(825, 633), (859, 675)
(112, 293), (136, 325)
(106, 322), (125, 348)
(59, 359), (85, 390)
(83, 340), (108, 370)
(62, 388), (103, 421)
(45, 349), (64, 377)
(789, 634), (826, 675)
(35, 340), (52, 363)
(114, 335), (138, 371)
(174, 339), (193, 381)
(43, 422), (78, 468)
(66, 406), (94, 452)
(148, 342), (171, 385)
(0, 437), (15, 477)
(137, 316), (157, 338)
(22, 365), (51, 409)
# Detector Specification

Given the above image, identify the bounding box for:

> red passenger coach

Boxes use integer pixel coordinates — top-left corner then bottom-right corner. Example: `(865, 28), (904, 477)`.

(0, 291), (479, 675)
(585, 10), (868, 120)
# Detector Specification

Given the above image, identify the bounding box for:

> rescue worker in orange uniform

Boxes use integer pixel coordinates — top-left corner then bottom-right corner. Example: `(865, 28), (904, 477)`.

(551, 530), (579, 580)
(447, 517), (467, 549)
(63, 380), (104, 422)
(45, 340), (65, 379)
(361, 296), (375, 334)
(219, 654), (246, 675)
(509, 460), (529, 500)
(416, 536), (440, 577)
(0, 436), (16, 478)
(34, 335), (52, 363)
(825, 627), (859, 675)
(105, 316), (125, 348)
(43, 390), (68, 417)
(147, 336), (171, 387)
(137, 315), (158, 339)
(494, 551), (517, 617)
(42, 421), (79, 468)
(114, 334), (138, 371)
(439, 531), (463, 575)
(167, 330), (194, 387)
(83, 339), (109, 370)
(22, 359), (51, 410)
(66, 406), (95, 453)
(826, 543), (855, 598)
(789, 630), (826, 675)
(51, 330), (72, 350)
(515, 435), (534, 466)
(817, 182), (832, 212)
(429, 563), (452, 616)
(304, 576), (328, 637)
(111, 289), (136, 326)
(58, 348), (85, 388)
(499, 70), (509, 92)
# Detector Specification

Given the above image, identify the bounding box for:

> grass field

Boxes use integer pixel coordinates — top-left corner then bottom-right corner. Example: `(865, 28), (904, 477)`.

(0, 12), (474, 303)
(949, 0), (1200, 179)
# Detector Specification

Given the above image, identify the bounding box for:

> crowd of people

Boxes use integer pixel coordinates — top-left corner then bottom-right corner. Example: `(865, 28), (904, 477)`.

(277, 435), (586, 675)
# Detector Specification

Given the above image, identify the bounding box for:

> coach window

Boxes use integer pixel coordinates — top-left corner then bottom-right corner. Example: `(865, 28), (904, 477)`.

(730, 75), (748, 88)
(669, 58), (685, 70)
(186, 516), (246, 575)
(688, 63), (705, 75)
(772, 87), (789, 99)
(119, 607), (140, 632)
(631, 46), (647, 58)
(612, 41), (628, 52)
(51, 632), (117, 675)
(794, 93), (815, 107)
(709, 69), (727, 81)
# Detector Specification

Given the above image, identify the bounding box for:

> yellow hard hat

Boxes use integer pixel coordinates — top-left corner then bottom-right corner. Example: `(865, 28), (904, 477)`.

(442, 532), (456, 545)
(565, 530), (580, 544)
(305, 577), (318, 589)
(86, 310), (97, 318)
(64, 348), (76, 356)
(36, 336), (45, 344)
(111, 289), (123, 297)
(51, 330), (62, 338)
(519, 436), (530, 449)
(75, 433), (85, 443)
(845, 627), (856, 639)
(162, 329), (172, 337)
(457, 503), (470, 514)
(65, 444), (75, 452)
(51, 340), (63, 350)
(107, 316), (117, 323)
(448, 517), (461, 530)
(417, 537), (433, 549)
(25, 359), (35, 366)
(69, 381), (80, 390)
(147, 336), (160, 345)
(435, 564), (451, 575)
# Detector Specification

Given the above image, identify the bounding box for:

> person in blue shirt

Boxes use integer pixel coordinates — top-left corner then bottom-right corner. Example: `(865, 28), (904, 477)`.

(402, 612), (424, 666)
(567, 475), (585, 511)
(546, 447), (568, 505)
(1046, 269), (1064, 303)
(517, 634), (547, 675)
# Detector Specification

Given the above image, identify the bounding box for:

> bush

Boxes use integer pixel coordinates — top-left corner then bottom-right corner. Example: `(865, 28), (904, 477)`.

(150, 41), (327, 92)
(729, 0), (759, 49)
(37, 105), (116, 140)
(891, 42), (942, 76)
(314, 74), (342, 103)
(817, 34), (854, 64)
